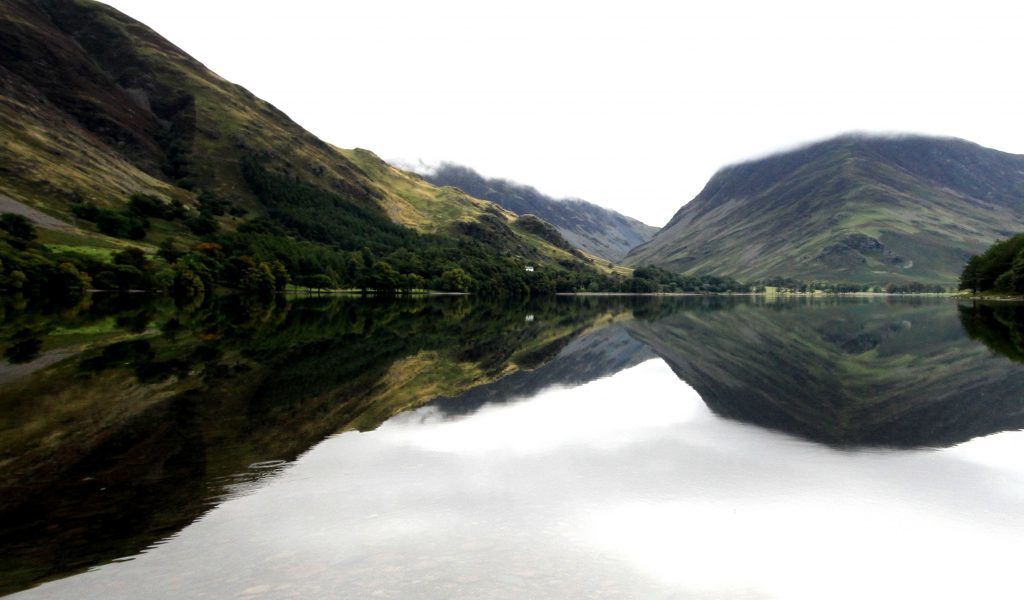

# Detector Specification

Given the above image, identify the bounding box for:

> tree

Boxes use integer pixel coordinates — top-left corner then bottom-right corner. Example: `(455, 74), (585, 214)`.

(172, 264), (205, 299)
(960, 235), (1024, 293)
(1011, 249), (1024, 293)
(270, 260), (290, 291)
(404, 273), (426, 291)
(366, 261), (401, 291)
(128, 193), (170, 219)
(158, 239), (184, 263)
(959, 255), (981, 292)
(439, 267), (472, 292)
(5, 270), (27, 291)
(113, 247), (149, 270)
(186, 213), (218, 235)
(303, 274), (334, 292)
(96, 210), (148, 239)
(57, 262), (91, 295)
(93, 264), (145, 290)
(239, 261), (276, 296)
(0, 213), (36, 241)
(4, 337), (42, 364)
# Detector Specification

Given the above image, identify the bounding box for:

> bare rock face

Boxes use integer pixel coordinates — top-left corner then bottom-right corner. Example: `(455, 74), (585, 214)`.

(816, 234), (904, 269)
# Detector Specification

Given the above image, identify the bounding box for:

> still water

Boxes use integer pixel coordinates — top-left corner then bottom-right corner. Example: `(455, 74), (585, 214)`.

(2, 296), (1023, 598)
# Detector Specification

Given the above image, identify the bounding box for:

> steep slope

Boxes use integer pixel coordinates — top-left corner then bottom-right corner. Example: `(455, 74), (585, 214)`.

(0, 0), (594, 287)
(424, 163), (658, 262)
(625, 135), (1024, 285)
(0, 0), (371, 217)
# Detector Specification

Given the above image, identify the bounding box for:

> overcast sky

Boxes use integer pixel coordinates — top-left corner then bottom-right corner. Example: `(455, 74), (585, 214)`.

(103, 0), (1024, 226)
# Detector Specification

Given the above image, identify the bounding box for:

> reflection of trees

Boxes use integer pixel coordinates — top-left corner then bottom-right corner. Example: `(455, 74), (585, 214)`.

(3, 335), (41, 364)
(0, 294), (622, 595)
(958, 302), (1024, 363)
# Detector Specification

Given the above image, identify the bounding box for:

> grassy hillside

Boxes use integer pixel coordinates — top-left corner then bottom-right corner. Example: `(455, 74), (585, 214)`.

(625, 135), (1024, 285)
(0, 0), (609, 295)
(425, 163), (658, 262)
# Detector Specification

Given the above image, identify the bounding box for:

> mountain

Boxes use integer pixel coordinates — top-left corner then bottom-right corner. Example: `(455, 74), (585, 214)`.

(625, 134), (1024, 285)
(423, 163), (658, 263)
(0, 0), (604, 296)
(623, 298), (1024, 447)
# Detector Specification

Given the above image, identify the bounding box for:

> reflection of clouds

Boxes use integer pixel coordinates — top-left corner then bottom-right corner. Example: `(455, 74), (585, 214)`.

(18, 360), (1024, 600)
(384, 359), (697, 454)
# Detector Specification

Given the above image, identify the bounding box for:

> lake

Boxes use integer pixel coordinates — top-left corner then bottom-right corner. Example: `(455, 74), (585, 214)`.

(2, 295), (1023, 598)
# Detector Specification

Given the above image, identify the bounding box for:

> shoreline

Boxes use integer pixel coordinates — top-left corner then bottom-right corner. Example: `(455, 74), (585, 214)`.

(558, 291), (961, 298)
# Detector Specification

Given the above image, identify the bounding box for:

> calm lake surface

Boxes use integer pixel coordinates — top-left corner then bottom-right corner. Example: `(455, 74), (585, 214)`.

(2, 295), (1023, 598)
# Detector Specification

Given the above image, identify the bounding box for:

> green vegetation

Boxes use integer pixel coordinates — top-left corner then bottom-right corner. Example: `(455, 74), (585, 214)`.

(958, 233), (1024, 294)
(0, 153), (633, 301)
(752, 277), (948, 294)
(626, 135), (1024, 286)
(0, 0), (628, 300)
(629, 265), (746, 293)
(9, 2), (1016, 301)
(0, 214), (35, 242)
(227, 159), (622, 295)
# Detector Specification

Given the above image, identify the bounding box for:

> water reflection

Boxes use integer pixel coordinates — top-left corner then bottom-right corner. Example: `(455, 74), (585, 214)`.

(959, 301), (1024, 363)
(0, 294), (630, 594)
(626, 297), (1024, 447)
(12, 360), (1024, 600)
(1, 295), (1023, 596)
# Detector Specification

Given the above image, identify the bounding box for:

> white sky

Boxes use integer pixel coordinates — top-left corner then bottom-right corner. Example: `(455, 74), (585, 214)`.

(102, 0), (1024, 226)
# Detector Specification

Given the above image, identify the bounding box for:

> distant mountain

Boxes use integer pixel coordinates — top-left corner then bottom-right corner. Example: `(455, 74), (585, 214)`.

(424, 164), (658, 262)
(625, 135), (1024, 284)
(432, 321), (655, 418)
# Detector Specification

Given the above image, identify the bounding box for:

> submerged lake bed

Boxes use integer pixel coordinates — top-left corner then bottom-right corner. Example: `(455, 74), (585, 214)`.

(2, 296), (1023, 599)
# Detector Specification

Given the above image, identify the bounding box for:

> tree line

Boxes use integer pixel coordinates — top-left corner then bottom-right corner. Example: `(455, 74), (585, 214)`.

(0, 158), (627, 301)
(959, 233), (1024, 294)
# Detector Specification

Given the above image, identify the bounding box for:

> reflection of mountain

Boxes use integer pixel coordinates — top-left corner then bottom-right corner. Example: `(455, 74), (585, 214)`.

(0, 296), (625, 595)
(432, 321), (655, 417)
(4, 296), (1024, 594)
(624, 298), (1024, 448)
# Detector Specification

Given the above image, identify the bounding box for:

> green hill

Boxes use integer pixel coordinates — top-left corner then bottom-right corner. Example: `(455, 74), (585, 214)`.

(0, 0), (606, 296)
(625, 134), (1024, 285)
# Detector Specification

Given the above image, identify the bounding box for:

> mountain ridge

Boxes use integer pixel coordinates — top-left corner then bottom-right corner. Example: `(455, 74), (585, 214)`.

(0, 0), (617, 298)
(625, 134), (1024, 285)
(423, 163), (657, 262)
